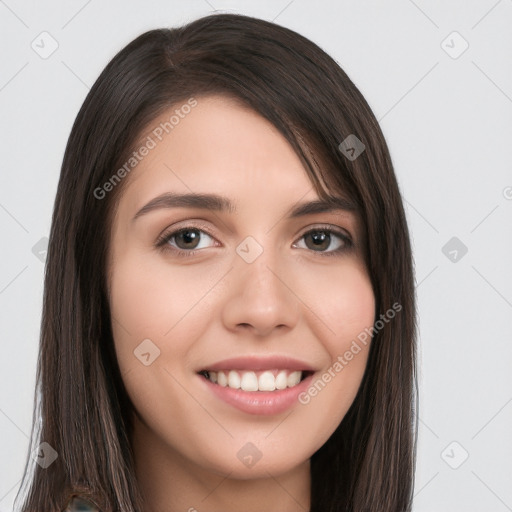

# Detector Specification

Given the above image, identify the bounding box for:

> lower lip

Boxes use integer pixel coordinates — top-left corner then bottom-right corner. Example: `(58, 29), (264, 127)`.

(199, 373), (315, 415)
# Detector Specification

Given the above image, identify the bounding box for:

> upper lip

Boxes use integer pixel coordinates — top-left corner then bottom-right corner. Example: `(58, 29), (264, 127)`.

(197, 355), (317, 373)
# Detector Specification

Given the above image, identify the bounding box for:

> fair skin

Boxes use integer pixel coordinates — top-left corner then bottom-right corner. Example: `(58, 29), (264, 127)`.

(107, 95), (375, 512)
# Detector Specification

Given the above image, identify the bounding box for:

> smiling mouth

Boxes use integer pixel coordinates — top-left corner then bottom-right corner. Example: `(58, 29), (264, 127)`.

(198, 369), (313, 392)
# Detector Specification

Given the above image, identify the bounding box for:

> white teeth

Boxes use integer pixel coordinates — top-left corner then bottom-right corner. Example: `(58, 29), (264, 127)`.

(228, 370), (241, 389)
(287, 371), (302, 387)
(240, 371), (259, 391)
(258, 371), (276, 391)
(275, 371), (288, 390)
(203, 369), (305, 391)
(217, 371), (227, 387)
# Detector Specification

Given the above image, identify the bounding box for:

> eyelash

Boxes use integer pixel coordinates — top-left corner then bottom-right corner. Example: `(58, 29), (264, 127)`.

(155, 223), (354, 258)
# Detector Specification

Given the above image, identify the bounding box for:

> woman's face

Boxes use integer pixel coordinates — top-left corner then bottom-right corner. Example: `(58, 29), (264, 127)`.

(107, 95), (375, 479)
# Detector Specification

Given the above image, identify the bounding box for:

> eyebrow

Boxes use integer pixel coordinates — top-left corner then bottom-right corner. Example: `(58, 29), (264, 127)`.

(132, 192), (357, 222)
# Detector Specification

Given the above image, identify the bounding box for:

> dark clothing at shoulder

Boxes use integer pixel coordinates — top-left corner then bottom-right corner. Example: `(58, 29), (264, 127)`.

(64, 496), (100, 512)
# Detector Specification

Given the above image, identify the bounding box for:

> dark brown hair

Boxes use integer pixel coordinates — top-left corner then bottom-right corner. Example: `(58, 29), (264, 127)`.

(16, 12), (417, 512)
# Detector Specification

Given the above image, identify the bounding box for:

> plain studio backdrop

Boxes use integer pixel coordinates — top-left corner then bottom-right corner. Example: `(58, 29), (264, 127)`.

(1, 1), (511, 510)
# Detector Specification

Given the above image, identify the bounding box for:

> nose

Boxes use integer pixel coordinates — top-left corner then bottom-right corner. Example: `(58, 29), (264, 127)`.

(221, 249), (301, 338)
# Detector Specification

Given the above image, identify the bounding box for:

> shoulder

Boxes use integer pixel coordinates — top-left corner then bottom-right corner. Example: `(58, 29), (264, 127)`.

(64, 496), (100, 512)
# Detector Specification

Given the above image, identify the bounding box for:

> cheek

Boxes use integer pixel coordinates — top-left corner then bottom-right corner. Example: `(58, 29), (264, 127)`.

(108, 249), (226, 370)
(328, 264), (375, 349)
(325, 258), (375, 361)
(107, 251), (219, 432)
(296, 256), (375, 346)
(293, 259), (375, 438)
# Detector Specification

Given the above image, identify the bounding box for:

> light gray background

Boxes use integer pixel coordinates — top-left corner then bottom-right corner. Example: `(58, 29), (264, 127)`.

(1, 1), (511, 511)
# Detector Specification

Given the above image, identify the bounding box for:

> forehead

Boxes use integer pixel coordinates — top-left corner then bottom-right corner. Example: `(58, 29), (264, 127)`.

(161, 96), (302, 166)
(112, 95), (357, 230)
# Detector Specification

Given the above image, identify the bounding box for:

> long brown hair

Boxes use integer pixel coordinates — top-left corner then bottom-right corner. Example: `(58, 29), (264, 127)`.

(15, 13), (417, 512)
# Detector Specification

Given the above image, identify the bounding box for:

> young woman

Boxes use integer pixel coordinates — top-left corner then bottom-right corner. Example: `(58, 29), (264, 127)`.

(16, 13), (418, 512)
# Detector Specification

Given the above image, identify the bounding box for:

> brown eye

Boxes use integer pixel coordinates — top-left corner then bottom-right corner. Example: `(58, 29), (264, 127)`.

(294, 227), (352, 256)
(304, 231), (332, 251)
(173, 228), (202, 250)
(156, 226), (218, 256)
